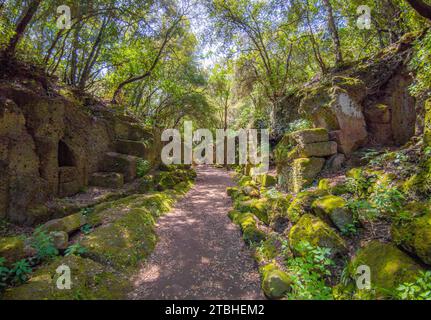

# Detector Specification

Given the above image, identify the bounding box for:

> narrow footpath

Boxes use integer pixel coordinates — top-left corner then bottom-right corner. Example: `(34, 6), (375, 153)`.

(129, 165), (263, 299)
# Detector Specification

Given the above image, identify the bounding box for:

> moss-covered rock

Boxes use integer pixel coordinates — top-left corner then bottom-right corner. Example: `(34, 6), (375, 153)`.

(254, 235), (282, 264)
(0, 236), (26, 265)
(289, 128), (329, 145)
(243, 185), (260, 198)
(260, 263), (292, 299)
(290, 157), (325, 192)
(392, 205), (431, 265)
(81, 208), (157, 272)
(2, 255), (130, 300)
(235, 198), (269, 224)
(42, 213), (87, 234)
(287, 189), (327, 223)
(267, 195), (292, 232)
(50, 231), (69, 250)
(347, 241), (423, 298)
(289, 214), (347, 257)
(238, 175), (253, 187)
(242, 224), (267, 245)
(312, 195), (354, 231)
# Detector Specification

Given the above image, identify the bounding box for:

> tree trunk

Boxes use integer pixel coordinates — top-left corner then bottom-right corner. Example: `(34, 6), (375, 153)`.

(405, 0), (431, 20)
(2, 0), (42, 58)
(322, 0), (343, 65)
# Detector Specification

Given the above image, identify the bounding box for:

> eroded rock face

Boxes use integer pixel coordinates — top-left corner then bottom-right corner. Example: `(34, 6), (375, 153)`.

(0, 82), (155, 224)
(275, 34), (419, 154)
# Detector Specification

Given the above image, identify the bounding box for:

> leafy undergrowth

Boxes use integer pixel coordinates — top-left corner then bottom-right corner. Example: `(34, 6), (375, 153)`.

(0, 165), (196, 300)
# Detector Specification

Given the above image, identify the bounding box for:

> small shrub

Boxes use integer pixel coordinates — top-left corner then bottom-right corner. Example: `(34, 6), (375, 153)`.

(80, 207), (94, 216)
(340, 223), (358, 237)
(347, 199), (380, 222)
(65, 243), (87, 257)
(80, 224), (93, 235)
(397, 271), (431, 300)
(31, 227), (59, 261)
(370, 183), (405, 215)
(285, 241), (334, 300)
(287, 119), (313, 133)
(10, 259), (32, 285)
(137, 159), (151, 177)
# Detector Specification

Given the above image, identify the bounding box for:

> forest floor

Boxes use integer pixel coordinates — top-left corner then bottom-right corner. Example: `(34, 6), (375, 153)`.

(128, 165), (264, 300)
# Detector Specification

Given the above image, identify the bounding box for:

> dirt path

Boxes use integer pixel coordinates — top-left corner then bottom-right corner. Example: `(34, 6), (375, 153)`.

(129, 165), (264, 300)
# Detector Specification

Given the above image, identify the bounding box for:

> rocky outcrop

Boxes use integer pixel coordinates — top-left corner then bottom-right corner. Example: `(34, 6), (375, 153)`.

(274, 33), (420, 154)
(0, 81), (162, 225)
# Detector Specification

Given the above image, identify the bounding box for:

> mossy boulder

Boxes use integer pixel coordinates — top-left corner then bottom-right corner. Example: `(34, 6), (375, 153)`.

(81, 208), (157, 272)
(287, 189), (327, 223)
(289, 128), (329, 145)
(348, 241), (423, 298)
(312, 195), (354, 231)
(42, 213), (87, 235)
(238, 175), (253, 187)
(0, 236), (26, 265)
(254, 235), (282, 264)
(229, 211), (266, 245)
(260, 263), (292, 299)
(289, 214), (347, 257)
(290, 157), (325, 192)
(392, 206), (431, 265)
(50, 231), (69, 250)
(2, 255), (130, 300)
(235, 198), (269, 224)
(242, 225), (267, 245)
(243, 185), (260, 198)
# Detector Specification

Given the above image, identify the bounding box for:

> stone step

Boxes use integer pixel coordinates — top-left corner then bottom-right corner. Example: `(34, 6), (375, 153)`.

(100, 152), (137, 182)
(116, 139), (149, 158)
(90, 172), (124, 189)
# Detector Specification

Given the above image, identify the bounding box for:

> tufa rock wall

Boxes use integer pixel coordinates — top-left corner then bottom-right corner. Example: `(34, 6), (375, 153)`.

(0, 81), (160, 225)
(275, 33), (423, 155)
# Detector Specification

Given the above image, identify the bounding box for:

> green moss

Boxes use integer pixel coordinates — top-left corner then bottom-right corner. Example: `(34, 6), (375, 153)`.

(235, 198), (269, 224)
(287, 189), (327, 223)
(289, 214), (347, 257)
(254, 235), (281, 264)
(42, 213), (87, 234)
(267, 195), (291, 232)
(81, 208), (157, 272)
(392, 205), (431, 265)
(318, 179), (330, 191)
(348, 241), (423, 298)
(312, 195), (353, 231)
(2, 255), (130, 300)
(260, 263), (292, 299)
(242, 225), (266, 245)
(424, 99), (431, 147)
(0, 236), (25, 265)
(402, 158), (431, 195)
(238, 176), (253, 187)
